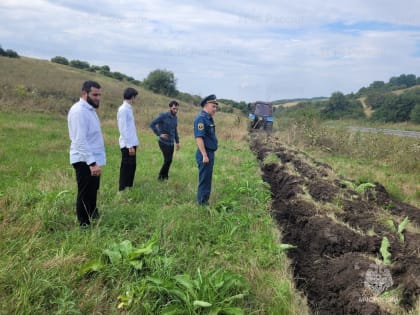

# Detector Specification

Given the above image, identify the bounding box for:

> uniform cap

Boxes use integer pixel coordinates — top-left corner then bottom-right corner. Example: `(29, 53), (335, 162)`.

(200, 94), (218, 107)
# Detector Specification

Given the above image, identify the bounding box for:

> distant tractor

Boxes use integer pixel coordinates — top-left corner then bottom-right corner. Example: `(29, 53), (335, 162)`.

(248, 101), (274, 132)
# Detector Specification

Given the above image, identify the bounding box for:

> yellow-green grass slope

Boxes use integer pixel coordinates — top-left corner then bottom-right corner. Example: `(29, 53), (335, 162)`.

(0, 56), (308, 314)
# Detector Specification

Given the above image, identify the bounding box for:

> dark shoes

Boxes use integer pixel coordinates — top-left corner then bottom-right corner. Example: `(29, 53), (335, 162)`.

(79, 209), (100, 229)
(80, 222), (90, 230)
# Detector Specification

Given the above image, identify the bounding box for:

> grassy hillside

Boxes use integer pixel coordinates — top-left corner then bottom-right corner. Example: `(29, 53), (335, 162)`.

(0, 56), (308, 314)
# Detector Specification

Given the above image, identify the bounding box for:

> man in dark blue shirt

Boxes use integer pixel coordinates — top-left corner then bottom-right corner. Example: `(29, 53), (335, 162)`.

(149, 100), (180, 180)
(194, 94), (218, 205)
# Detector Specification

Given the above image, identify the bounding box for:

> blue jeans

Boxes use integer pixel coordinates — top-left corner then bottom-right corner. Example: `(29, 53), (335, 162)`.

(196, 150), (215, 205)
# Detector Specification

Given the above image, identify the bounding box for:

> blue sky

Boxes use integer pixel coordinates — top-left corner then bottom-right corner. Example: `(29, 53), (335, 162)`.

(1, 0), (419, 102)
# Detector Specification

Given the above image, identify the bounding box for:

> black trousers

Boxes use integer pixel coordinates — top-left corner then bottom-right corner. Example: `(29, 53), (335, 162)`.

(73, 162), (100, 226)
(158, 142), (174, 180)
(119, 147), (137, 191)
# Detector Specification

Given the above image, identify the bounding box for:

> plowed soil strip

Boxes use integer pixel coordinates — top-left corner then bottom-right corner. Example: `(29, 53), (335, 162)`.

(250, 135), (420, 315)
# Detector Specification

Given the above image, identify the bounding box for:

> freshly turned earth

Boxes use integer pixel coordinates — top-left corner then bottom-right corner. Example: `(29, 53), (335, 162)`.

(250, 134), (420, 315)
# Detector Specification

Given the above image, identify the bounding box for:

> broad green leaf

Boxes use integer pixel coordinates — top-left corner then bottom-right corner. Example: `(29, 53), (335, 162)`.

(278, 243), (297, 251)
(167, 288), (189, 304)
(79, 259), (104, 276)
(356, 182), (375, 193)
(397, 216), (409, 234)
(385, 219), (396, 232)
(174, 274), (197, 298)
(380, 237), (392, 265)
(193, 300), (212, 308)
(340, 180), (356, 189)
(146, 276), (164, 286)
(222, 294), (245, 303)
(103, 248), (122, 264)
(129, 260), (143, 270)
(117, 290), (135, 309)
(118, 240), (133, 258)
(129, 240), (155, 259)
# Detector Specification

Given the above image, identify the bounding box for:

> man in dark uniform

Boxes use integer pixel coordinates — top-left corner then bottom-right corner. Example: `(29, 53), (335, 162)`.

(194, 94), (218, 205)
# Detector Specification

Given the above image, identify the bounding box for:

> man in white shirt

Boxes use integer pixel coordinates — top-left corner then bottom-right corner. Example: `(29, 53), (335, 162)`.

(68, 80), (106, 227)
(117, 87), (139, 191)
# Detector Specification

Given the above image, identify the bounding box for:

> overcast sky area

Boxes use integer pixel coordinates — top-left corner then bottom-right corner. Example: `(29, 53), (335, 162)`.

(1, 0), (420, 102)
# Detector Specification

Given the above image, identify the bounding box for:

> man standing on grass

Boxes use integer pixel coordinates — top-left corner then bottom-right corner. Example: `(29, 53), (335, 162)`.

(68, 80), (105, 228)
(149, 100), (180, 181)
(194, 94), (218, 205)
(117, 87), (140, 191)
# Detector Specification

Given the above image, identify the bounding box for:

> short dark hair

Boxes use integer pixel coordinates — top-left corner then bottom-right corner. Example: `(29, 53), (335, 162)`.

(123, 87), (138, 100)
(82, 80), (101, 93)
(169, 100), (179, 107)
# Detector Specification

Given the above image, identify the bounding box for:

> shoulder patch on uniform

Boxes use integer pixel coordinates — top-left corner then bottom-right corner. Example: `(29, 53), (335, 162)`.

(198, 123), (204, 130)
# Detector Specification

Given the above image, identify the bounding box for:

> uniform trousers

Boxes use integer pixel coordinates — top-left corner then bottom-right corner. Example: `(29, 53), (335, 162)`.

(73, 162), (100, 226)
(196, 150), (215, 205)
(119, 147), (137, 191)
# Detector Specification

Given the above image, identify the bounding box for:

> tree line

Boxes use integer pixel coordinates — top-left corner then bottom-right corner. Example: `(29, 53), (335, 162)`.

(51, 56), (201, 105)
(277, 74), (420, 124)
(5, 46), (418, 122)
(4, 45), (228, 108)
(0, 45), (19, 58)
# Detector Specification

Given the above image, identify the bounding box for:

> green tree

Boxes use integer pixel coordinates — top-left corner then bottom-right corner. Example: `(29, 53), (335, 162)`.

(4, 49), (19, 58)
(410, 104), (420, 124)
(112, 71), (125, 81)
(321, 92), (347, 119)
(321, 92), (364, 120)
(369, 81), (385, 89)
(88, 65), (102, 72)
(389, 74), (417, 89)
(371, 93), (418, 122)
(69, 59), (90, 70)
(51, 56), (69, 65)
(365, 92), (387, 109)
(143, 69), (178, 96)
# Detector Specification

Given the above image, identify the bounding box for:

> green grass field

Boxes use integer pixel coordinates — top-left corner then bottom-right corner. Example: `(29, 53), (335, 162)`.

(0, 110), (308, 314)
(1, 55), (419, 314)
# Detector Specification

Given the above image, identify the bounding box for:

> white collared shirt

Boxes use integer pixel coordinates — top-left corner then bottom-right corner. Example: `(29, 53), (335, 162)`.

(117, 101), (139, 148)
(68, 98), (106, 166)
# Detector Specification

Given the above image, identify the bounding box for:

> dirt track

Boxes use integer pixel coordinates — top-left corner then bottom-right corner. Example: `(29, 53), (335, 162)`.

(250, 134), (420, 315)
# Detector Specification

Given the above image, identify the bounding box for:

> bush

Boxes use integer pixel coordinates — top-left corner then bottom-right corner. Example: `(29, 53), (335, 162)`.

(410, 104), (420, 124)
(111, 71), (125, 81)
(143, 69), (178, 96)
(371, 92), (418, 122)
(321, 92), (365, 120)
(69, 59), (90, 70)
(0, 46), (19, 58)
(51, 56), (69, 65)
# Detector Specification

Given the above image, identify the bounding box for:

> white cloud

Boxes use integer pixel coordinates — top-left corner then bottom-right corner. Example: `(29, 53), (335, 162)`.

(1, 0), (420, 101)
